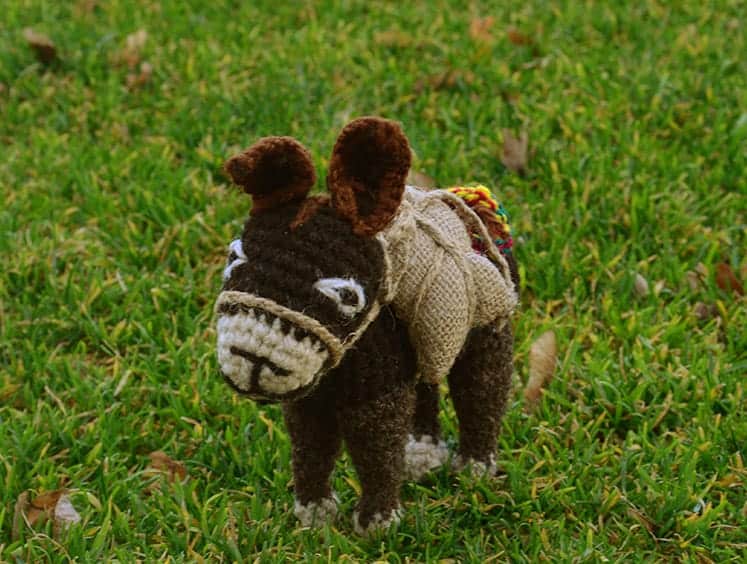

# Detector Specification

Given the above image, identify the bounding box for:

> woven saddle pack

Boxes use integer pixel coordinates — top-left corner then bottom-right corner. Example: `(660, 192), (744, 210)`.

(376, 186), (518, 383)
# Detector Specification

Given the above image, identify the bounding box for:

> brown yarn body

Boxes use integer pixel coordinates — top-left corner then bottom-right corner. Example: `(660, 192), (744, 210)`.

(218, 117), (519, 532)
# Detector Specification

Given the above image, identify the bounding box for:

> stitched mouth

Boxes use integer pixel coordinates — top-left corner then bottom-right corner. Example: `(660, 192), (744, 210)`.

(229, 346), (291, 378)
(220, 369), (318, 403)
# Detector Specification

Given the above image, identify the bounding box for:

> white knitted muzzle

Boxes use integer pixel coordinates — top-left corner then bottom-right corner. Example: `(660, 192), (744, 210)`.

(215, 291), (345, 400)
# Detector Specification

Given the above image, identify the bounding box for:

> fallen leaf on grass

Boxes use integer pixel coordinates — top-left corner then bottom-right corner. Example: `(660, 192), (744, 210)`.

(626, 505), (658, 537)
(469, 16), (495, 43)
(500, 90), (521, 105)
(0, 382), (20, 401)
(499, 129), (529, 175)
(693, 301), (719, 321)
(407, 170), (436, 188)
(715, 262), (744, 296)
(12, 490), (81, 540)
(143, 451), (188, 492)
(74, 0), (98, 15)
(507, 28), (534, 46)
(23, 28), (57, 64)
(126, 61), (153, 90)
(633, 273), (649, 297)
(373, 30), (413, 49)
(115, 28), (148, 69)
(686, 270), (701, 291)
(524, 331), (557, 409)
(413, 69), (475, 94)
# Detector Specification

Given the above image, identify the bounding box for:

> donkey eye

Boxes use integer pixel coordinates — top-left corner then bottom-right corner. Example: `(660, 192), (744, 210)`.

(313, 277), (366, 318)
(223, 239), (248, 281)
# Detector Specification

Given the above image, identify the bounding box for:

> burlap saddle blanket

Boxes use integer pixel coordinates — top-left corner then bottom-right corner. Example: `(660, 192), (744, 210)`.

(375, 186), (518, 384)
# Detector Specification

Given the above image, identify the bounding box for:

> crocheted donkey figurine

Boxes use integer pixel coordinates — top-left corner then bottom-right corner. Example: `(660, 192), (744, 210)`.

(215, 117), (519, 534)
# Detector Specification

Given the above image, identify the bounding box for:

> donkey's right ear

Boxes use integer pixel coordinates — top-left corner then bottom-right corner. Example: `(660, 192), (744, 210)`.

(224, 137), (316, 215)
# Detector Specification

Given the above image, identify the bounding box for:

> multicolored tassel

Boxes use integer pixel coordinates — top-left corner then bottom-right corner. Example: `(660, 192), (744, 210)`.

(446, 185), (513, 256)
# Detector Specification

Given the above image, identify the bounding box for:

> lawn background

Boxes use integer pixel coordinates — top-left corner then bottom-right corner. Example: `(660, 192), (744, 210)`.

(1, 0), (745, 561)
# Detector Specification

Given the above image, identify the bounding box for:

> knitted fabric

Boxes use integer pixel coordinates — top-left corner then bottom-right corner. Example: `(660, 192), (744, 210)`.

(377, 186), (518, 383)
(446, 185), (513, 257)
(216, 203), (388, 400)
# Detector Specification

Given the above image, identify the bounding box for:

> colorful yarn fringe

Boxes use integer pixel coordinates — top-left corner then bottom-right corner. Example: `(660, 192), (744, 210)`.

(446, 185), (513, 257)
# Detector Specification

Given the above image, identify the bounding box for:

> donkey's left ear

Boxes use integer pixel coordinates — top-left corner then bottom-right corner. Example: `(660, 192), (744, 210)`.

(327, 117), (411, 237)
(224, 136), (316, 215)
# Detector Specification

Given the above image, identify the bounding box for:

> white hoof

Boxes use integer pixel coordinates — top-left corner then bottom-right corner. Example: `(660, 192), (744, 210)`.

(404, 434), (449, 480)
(352, 507), (401, 536)
(453, 454), (498, 477)
(294, 494), (338, 527)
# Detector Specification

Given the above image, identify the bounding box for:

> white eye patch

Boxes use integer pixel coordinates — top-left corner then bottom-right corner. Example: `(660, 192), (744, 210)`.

(223, 239), (247, 281)
(313, 277), (366, 318)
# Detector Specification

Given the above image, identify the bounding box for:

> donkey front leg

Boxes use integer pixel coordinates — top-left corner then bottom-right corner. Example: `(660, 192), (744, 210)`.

(340, 385), (415, 534)
(282, 381), (342, 527)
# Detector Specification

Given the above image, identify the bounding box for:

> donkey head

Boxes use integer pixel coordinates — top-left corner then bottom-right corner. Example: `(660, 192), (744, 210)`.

(216, 117), (411, 401)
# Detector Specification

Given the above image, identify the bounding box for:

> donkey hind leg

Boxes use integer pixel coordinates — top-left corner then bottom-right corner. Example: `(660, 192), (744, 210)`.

(447, 321), (513, 476)
(282, 380), (342, 527)
(404, 382), (449, 481)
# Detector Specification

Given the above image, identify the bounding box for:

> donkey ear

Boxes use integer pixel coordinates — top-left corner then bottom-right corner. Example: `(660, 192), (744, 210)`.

(224, 137), (316, 215)
(327, 117), (411, 237)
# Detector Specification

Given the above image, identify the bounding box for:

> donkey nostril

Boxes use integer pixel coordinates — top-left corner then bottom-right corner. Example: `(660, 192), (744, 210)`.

(278, 317), (292, 335)
(293, 326), (310, 341)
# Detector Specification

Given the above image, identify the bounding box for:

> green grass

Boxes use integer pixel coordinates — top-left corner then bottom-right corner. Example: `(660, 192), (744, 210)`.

(1, 0), (745, 560)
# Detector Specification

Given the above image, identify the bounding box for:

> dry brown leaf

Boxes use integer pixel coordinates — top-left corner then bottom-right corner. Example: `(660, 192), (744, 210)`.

(693, 301), (718, 321)
(469, 16), (495, 43)
(500, 129), (529, 175)
(633, 273), (649, 297)
(0, 382), (20, 401)
(715, 262), (744, 296)
(31, 489), (65, 510)
(507, 28), (534, 46)
(74, 0), (98, 15)
(23, 28), (57, 64)
(146, 450), (187, 483)
(125, 29), (148, 54)
(524, 331), (557, 409)
(116, 29), (148, 69)
(500, 90), (521, 105)
(12, 490), (80, 540)
(414, 69), (474, 94)
(374, 30), (413, 49)
(626, 505), (658, 536)
(407, 170), (436, 188)
(12, 491), (29, 540)
(686, 270), (701, 291)
(126, 61), (153, 90)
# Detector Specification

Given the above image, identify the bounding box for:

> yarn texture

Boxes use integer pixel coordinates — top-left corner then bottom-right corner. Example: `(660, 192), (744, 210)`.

(377, 186), (518, 383)
(215, 116), (519, 534)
